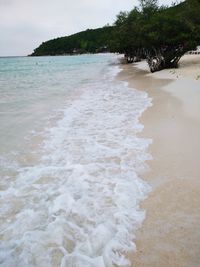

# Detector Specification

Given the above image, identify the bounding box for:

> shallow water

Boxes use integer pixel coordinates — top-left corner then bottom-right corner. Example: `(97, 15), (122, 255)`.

(0, 54), (152, 267)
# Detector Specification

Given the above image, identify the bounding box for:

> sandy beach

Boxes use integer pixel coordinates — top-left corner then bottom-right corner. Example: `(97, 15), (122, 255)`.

(118, 55), (200, 267)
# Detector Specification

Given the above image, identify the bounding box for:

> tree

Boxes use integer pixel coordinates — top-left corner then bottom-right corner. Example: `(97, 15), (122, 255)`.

(113, 0), (200, 71)
(139, 0), (159, 11)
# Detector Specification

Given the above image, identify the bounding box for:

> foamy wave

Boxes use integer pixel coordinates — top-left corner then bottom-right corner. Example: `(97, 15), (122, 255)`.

(0, 65), (152, 267)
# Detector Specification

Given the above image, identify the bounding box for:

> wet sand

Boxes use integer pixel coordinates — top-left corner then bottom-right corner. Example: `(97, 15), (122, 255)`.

(118, 55), (200, 267)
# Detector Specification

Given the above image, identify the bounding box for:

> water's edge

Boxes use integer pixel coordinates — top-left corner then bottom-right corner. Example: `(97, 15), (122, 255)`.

(0, 55), (152, 267)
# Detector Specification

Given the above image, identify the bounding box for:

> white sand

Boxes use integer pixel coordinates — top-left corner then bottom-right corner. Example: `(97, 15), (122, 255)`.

(118, 55), (200, 267)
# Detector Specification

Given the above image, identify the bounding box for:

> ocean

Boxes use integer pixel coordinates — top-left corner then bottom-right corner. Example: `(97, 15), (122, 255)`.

(0, 54), (151, 267)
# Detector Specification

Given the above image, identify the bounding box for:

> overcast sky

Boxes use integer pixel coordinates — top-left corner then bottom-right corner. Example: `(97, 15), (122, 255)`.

(0, 0), (174, 56)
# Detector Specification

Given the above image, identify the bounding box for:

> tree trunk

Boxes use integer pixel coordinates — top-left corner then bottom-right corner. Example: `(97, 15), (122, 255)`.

(146, 46), (185, 72)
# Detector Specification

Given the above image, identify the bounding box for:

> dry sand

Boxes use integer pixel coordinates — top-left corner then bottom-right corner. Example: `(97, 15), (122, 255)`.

(118, 55), (200, 267)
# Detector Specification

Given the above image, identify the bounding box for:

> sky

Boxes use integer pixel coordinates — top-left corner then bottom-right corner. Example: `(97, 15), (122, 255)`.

(0, 0), (174, 56)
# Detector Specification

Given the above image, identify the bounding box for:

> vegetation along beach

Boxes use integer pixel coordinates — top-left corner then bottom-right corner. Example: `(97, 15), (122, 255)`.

(0, 0), (200, 266)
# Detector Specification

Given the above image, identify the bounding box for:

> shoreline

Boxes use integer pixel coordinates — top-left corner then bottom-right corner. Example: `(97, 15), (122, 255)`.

(118, 55), (200, 267)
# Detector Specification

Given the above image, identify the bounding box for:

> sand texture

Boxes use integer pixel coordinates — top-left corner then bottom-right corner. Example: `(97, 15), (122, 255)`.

(118, 55), (200, 267)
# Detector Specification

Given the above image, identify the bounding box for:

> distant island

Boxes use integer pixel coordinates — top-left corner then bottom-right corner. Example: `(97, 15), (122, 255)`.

(31, 0), (200, 72)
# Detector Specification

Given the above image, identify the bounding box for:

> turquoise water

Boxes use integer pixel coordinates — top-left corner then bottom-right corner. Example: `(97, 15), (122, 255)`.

(0, 55), (112, 155)
(0, 54), (151, 267)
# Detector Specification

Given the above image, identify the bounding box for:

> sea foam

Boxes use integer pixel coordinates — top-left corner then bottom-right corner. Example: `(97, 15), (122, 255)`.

(0, 62), (152, 267)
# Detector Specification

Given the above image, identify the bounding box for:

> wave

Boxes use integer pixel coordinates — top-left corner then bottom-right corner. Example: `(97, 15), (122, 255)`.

(0, 64), (152, 267)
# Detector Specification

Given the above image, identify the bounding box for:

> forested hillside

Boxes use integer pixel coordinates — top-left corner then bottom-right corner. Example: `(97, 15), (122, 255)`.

(31, 26), (115, 56)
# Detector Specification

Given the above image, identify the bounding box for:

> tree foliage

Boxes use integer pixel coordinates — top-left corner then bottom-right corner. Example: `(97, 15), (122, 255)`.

(114, 0), (200, 53)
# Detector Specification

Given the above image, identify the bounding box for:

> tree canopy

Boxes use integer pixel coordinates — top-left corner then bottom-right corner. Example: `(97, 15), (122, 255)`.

(113, 0), (200, 53)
